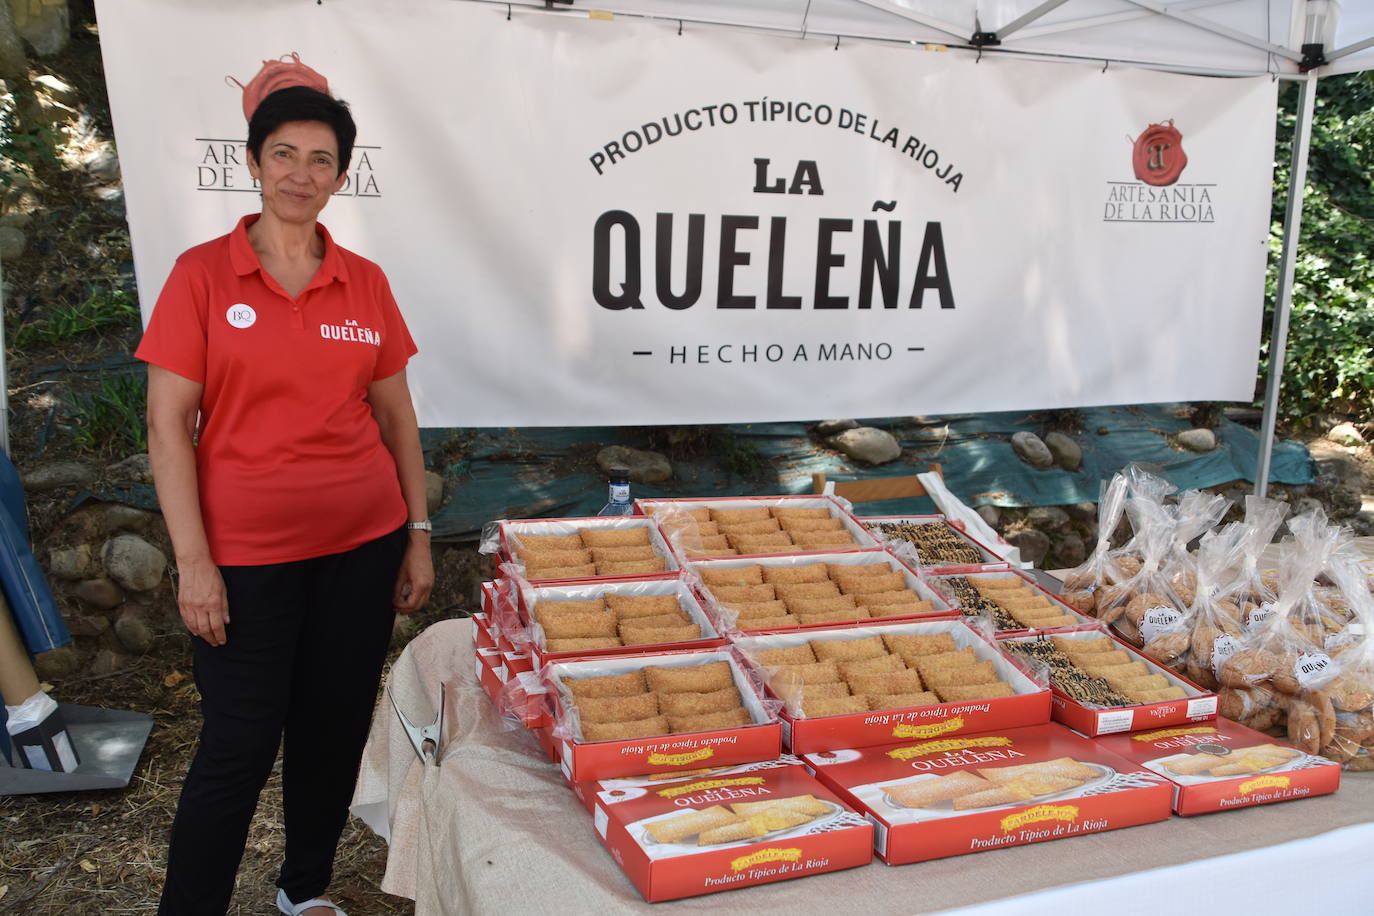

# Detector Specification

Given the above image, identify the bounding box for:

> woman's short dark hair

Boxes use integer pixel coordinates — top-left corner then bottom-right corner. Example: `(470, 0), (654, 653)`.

(246, 86), (356, 176)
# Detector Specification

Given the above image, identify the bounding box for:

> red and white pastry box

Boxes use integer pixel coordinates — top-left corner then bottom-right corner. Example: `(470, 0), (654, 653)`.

(925, 568), (1100, 635)
(1000, 628), (1219, 736)
(520, 576), (727, 668)
(475, 646), (508, 703)
(531, 723), (560, 763)
(804, 723), (1173, 865)
(636, 494), (883, 560)
(570, 754), (808, 813)
(547, 649), (783, 783)
(688, 550), (958, 634)
(496, 671), (553, 729)
(488, 516), (680, 583)
(480, 579), (528, 653)
(735, 618), (1050, 755)
(471, 611), (496, 651)
(856, 514), (1010, 573)
(1091, 719), (1341, 815)
(583, 756), (872, 902)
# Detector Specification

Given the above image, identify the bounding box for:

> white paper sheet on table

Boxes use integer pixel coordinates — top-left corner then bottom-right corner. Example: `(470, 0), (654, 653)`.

(353, 619), (1374, 915)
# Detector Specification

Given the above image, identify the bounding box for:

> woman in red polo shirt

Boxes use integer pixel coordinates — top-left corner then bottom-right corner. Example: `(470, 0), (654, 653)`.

(138, 86), (432, 916)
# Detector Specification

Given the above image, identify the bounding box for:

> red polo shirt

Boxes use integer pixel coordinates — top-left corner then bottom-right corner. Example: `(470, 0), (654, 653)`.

(136, 214), (417, 566)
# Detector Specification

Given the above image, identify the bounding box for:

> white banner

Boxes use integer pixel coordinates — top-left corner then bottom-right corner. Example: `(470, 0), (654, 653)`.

(99, 1), (1277, 427)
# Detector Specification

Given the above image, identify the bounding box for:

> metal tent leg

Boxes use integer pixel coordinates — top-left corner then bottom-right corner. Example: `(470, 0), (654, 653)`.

(1256, 73), (1318, 497)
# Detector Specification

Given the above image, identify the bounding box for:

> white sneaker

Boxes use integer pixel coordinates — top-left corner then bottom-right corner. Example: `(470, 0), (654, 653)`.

(275, 887), (347, 915)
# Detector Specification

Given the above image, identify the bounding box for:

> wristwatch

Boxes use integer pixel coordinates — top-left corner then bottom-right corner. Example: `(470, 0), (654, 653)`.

(406, 519), (432, 533)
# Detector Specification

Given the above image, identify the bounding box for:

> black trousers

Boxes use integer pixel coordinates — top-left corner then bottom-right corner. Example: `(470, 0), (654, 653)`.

(159, 526), (406, 915)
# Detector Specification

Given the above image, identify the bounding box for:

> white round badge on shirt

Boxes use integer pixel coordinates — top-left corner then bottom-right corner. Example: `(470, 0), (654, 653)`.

(226, 304), (257, 329)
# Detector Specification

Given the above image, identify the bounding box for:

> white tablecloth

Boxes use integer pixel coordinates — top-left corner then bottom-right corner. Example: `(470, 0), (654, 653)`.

(352, 619), (1374, 915)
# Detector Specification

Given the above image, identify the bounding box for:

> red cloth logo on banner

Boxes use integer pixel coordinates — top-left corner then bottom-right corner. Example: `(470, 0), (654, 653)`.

(1132, 121), (1187, 186)
(228, 52), (330, 121)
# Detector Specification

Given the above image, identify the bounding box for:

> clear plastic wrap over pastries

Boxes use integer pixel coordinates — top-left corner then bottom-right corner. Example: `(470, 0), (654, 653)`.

(479, 516), (679, 582)
(1213, 512), (1368, 760)
(1226, 495), (1291, 622)
(518, 576), (721, 657)
(545, 647), (781, 744)
(1312, 559), (1374, 769)
(732, 619), (1046, 719)
(1001, 628), (1201, 710)
(1095, 498), (1194, 647)
(638, 495), (878, 560)
(1137, 521), (1250, 689)
(685, 552), (952, 635)
(1059, 474), (1131, 616)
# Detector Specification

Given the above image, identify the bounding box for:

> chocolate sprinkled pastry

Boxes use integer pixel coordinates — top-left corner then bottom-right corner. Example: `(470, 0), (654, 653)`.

(1003, 637), (1134, 708)
(942, 576), (1020, 630)
(866, 522), (984, 565)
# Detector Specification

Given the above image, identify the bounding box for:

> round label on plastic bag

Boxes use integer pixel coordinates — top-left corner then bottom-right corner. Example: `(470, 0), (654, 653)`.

(1140, 606), (1182, 643)
(1295, 652), (1334, 688)
(1246, 603), (1275, 631)
(1211, 634), (1244, 675)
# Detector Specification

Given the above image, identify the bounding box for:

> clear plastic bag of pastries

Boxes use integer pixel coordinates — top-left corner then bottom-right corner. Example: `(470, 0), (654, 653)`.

(1059, 473), (1132, 618)
(1096, 498), (1192, 648)
(1215, 518), (1360, 757)
(1140, 521), (1250, 687)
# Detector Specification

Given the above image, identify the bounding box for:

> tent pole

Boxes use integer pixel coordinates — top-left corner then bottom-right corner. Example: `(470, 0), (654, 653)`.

(1255, 73), (1318, 498)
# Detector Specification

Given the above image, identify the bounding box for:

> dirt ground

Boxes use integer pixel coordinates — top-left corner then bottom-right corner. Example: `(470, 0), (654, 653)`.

(0, 533), (499, 913)
(0, 601), (477, 915)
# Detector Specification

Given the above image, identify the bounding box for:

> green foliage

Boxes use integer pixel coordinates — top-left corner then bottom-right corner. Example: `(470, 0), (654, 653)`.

(70, 371), (147, 456)
(643, 425), (715, 460)
(0, 93), (59, 187)
(717, 431), (763, 478)
(1262, 71), (1374, 421)
(15, 287), (140, 347)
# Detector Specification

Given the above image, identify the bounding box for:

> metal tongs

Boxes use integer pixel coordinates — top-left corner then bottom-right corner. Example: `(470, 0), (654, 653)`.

(389, 684), (445, 766)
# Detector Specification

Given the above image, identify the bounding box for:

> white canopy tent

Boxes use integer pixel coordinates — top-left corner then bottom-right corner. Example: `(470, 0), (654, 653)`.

(484, 0), (1373, 76)
(461, 0), (1373, 496)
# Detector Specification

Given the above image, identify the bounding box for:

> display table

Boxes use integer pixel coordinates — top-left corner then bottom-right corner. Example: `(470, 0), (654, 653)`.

(352, 618), (1374, 915)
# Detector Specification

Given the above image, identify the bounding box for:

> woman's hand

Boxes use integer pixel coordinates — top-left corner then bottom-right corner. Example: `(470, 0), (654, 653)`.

(176, 554), (230, 645)
(393, 533), (434, 614)
(147, 365), (228, 644)
(367, 369), (434, 615)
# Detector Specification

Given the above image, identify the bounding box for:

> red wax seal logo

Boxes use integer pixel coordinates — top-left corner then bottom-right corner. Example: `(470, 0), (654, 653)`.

(228, 52), (330, 122)
(1132, 120), (1187, 186)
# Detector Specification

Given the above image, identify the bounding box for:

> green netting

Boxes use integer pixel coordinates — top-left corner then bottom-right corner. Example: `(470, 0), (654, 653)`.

(427, 404), (1313, 538)
(69, 405), (1312, 538)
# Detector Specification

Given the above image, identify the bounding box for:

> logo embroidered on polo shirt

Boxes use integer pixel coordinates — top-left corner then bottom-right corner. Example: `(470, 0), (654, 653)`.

(226, 304), (257, 328)
(319, 318), (382, 347)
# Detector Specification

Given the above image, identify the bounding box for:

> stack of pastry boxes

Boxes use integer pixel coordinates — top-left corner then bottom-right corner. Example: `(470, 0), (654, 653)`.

(469, 497), (1339, 894)
(471, 499), (1026, 761)
(545, 648), (884, 901)
(469, 497), (986, 900)
(478, 515), (697, 748)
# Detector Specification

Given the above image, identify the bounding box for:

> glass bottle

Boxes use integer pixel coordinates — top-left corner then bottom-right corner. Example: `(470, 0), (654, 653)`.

(596, 466), (633, 516)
